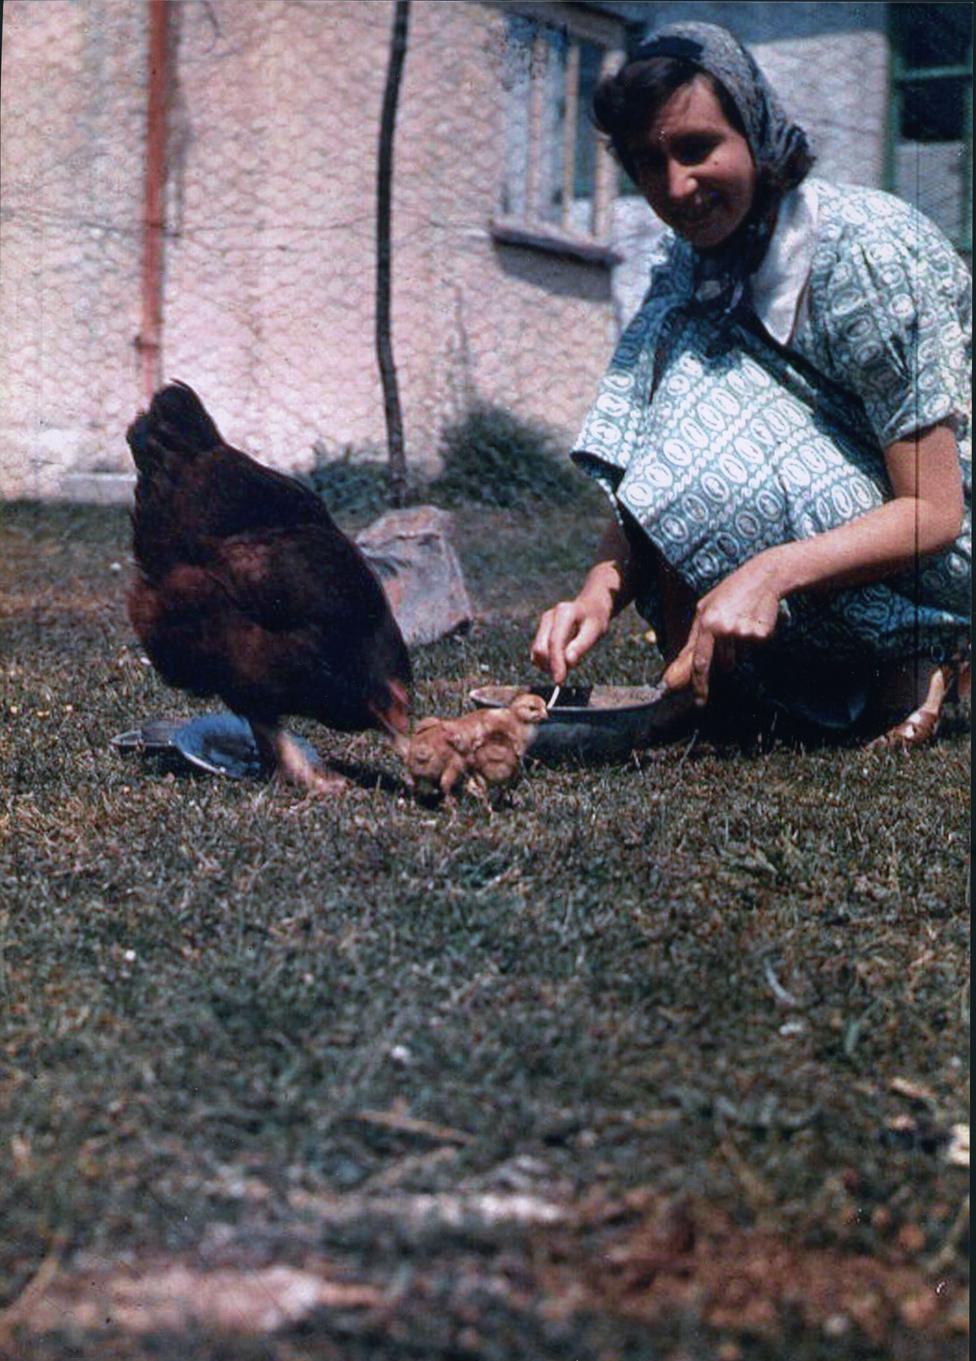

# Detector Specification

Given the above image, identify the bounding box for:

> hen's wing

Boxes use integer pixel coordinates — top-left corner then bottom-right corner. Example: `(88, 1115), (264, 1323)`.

(133, 444), (332, 575)
(193, 446), (330, 541)
(207, 521), (389, 634)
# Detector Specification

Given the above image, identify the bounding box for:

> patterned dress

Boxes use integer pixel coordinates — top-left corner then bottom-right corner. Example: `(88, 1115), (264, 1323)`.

(573, 180), (972, 726)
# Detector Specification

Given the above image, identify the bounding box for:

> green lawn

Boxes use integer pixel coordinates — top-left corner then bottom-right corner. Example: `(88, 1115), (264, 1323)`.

(1, 499), (969, 1360)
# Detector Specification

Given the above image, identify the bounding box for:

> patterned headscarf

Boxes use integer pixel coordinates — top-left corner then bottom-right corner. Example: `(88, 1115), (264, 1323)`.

(633, 21), (813, 314)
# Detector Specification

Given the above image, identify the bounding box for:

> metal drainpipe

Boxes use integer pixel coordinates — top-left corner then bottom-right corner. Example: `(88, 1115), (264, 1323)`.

(136, 0), (170, 403)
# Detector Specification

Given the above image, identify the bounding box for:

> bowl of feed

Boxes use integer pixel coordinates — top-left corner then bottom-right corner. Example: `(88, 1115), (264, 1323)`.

(468, 683), (695, 762)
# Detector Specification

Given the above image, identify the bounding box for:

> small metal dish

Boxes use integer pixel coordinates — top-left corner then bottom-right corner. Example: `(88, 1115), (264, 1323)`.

(112, 713), (321, 780)
(468, 683), (694, 762)
(173, 713), (321, 780)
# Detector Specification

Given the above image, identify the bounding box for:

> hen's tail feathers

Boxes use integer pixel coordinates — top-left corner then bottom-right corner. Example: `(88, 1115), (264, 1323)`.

(127, 382), (223, 472)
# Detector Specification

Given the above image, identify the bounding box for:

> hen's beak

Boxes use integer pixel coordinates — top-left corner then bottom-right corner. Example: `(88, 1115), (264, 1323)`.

(371, 680), (412, 758)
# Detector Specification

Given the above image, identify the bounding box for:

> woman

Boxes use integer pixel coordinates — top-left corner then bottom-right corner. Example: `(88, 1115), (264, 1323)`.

(531, 21), (970, 745)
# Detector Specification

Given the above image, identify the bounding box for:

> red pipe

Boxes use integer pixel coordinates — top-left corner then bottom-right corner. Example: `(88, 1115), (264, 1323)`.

(137, 0), (169, 403)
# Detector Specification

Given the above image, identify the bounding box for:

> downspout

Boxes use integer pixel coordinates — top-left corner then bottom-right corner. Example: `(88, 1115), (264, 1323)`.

(136, 0), (170, 403)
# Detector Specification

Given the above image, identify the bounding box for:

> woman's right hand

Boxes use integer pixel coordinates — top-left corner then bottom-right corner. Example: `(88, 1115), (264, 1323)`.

(530, 593), (612, 684)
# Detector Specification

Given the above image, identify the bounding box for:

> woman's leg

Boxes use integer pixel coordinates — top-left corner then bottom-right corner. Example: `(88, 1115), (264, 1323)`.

(653, 548), (697, 664)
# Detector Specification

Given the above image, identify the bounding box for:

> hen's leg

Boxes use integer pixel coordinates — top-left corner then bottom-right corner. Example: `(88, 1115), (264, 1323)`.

(463, 772), (495, 815)
(250, 721), (348, 794)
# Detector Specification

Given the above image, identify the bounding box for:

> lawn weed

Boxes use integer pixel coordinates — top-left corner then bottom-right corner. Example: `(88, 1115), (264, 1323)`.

(430, 402), (592, 509)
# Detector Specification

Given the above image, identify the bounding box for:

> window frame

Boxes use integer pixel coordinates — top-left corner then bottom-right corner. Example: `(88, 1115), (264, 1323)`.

(490, 1), (626, 265)
(884, 3), (973, 253)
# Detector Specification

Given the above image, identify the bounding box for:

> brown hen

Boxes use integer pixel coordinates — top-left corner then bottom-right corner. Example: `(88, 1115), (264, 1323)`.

(126, 382), (411, 792)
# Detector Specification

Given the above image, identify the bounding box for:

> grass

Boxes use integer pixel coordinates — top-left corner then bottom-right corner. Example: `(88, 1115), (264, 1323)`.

(0, 496), (969, 1361)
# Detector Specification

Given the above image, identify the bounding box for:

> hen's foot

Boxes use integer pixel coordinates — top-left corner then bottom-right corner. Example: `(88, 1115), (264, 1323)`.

(297, 768), (351, 796)
(251, 722), (348, 794)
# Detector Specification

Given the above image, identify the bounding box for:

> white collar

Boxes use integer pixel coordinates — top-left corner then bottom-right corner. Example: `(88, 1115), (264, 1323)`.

(748, 178), (820, 344)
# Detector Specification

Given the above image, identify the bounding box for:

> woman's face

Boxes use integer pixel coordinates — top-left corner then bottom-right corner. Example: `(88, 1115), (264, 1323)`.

(626, 75), (757, 249)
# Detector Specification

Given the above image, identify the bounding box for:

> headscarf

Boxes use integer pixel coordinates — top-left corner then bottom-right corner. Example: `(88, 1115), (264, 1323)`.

(632, 21), (813, 315)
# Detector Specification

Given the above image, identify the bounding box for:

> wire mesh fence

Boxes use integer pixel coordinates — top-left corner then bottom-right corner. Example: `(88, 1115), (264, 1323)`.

(0, 0), (148, 498)
(0, 0), (971, 503)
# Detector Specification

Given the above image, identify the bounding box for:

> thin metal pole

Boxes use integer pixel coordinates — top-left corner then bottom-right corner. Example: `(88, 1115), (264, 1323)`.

(376, 0), (411, 508)
(137, 0), (169, 404)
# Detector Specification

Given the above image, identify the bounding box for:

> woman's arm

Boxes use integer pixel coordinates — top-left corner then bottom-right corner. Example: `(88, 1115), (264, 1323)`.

(531, 517), (634, 683)
(663, 422), (964, 702)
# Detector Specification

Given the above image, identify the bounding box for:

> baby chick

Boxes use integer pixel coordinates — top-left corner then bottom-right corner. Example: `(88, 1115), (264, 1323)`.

(403, 715), (473, 802)
(463, 692), (549, 806)
(495, 691), (550, 751)
(404, 692), (549, 807)
(463, 729), (521, 805)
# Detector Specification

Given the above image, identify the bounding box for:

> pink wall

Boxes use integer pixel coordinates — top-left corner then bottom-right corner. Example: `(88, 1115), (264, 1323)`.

(1, 0), (623, 497)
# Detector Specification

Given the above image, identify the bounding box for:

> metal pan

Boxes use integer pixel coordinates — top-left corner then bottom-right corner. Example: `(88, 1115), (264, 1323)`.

(468, 683), (696, 762)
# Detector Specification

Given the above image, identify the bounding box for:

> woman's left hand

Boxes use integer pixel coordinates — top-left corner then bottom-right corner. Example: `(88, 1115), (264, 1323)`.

(661, 554), (783, 704)
(660, 425), (964, 707)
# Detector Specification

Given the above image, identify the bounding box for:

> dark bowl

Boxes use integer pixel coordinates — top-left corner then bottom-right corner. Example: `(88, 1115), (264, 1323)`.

(468, 683), (695, 762)
(173, 713), (321, 780)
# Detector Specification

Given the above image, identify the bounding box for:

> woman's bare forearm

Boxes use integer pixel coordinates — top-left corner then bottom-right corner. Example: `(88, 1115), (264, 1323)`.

(762, 497), (960, 600)
(530, 516), (637, 681)
(577, 516), (636, 619)
(763, 424), (964, 599)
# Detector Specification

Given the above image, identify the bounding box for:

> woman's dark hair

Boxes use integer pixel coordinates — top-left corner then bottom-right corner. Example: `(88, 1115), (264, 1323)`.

(593, 56), (814, 196)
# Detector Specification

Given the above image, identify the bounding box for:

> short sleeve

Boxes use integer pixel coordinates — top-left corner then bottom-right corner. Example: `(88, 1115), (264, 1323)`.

(804, 192), (971, 450)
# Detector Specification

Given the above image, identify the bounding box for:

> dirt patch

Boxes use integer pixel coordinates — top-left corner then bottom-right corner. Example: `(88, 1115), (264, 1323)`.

(8, 1190), (967, 1353)
(537, 1189), (969, 1346)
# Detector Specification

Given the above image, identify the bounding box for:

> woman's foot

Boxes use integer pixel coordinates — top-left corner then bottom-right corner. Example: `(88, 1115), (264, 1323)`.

(868, 704), (941, 751)
(867, 660), (968, 751)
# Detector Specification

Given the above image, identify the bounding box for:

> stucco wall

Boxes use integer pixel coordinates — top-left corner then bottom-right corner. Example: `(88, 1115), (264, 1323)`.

(0, 0), (902, 500)
(0, 0), (148, 499)
(160, 0), (626, 473)
(1, 0), (628, 498)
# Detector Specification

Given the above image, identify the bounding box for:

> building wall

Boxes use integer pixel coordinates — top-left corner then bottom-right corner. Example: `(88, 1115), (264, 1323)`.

(0, 0), (148, 499)
(0, 0), (894, 500)
(1, 0), (627, 498)
(158, 0), (629, 474)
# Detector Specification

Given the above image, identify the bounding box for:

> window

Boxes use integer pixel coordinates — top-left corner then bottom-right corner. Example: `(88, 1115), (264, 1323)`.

(887, 3), (973, 252)
(495, 7), (624, 260)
